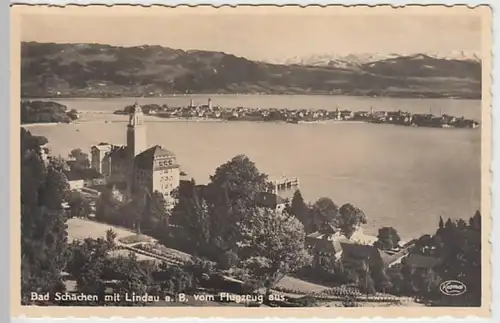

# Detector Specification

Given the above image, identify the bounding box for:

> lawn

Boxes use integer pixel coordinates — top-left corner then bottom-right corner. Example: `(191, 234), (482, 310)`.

(274, 276), (330, 294)
(67, 218), (136, 242)
(118, 234), (155, 245)
(146, 242), (193, 262)
(108, 249), (160, 262)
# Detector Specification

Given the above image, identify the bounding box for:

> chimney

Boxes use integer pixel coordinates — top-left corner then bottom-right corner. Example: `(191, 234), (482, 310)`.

(208, 98), (213, 109)
(190, 99), (194, 107)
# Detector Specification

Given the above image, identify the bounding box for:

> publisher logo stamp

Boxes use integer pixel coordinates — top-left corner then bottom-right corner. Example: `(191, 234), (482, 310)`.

(439, 280), (467, 296)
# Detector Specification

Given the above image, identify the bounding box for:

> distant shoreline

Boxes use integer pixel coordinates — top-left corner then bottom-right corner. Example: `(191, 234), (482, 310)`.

(21, 92), (482, 101)
(21, 117), (367, 127)
(21, 114), (479, 130)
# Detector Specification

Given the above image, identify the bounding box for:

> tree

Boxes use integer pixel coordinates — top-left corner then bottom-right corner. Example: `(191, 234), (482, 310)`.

(434, 213), (481, 306)
(438, 216), (445, 230)
(152, 262), (196, 296)
(66, 237), (114, 304)
(469, 211), (481, 231)
(67, 191), (92, 218)
(95, 185), (120, 223)
(170, 180), (212, 257)
(124, 195), (146, 234)
(209, 154), (269, 203)
(173, 156), (272, 261)
(106, 229), (117, 245)
(107, 253), (153, 305)
(310, 197), (339, 231)
(66, 236), (153, 306)
(143, 190), (169, 232)
(21, 101), (73, 124)
(67, 109), (79, 121)
(371, 266), (393, 293)
(237, 208), (312, 292)
(412, 234), (434, 256)
(290, 189), (313, 232)
(344, 259), (376, 295)
(39, 158), (71, 209)
(68, 148), (90, 170)
(21, 128), (48, 153)
(397, 213), (482, 305)
(21, 129), (70, 304)
(374, 227), (401, 250)
(337, 203), (367, 239)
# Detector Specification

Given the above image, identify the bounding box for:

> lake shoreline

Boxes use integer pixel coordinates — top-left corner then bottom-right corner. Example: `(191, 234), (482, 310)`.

(21, 118), (367, 128)
(21, 114), (479, 130)
(22, 92), (482, 101)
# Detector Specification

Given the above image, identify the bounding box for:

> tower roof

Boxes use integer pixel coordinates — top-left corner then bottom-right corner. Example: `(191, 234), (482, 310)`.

(129, 102), (143, 114)
(134, 145), (176, 169)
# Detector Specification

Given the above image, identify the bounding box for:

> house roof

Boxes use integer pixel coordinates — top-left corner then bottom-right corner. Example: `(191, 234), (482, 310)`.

(341, 243), (378, 259)
(319, 222), (337, 235)
(92, 143), (112, 151)
(340, 243), (395, 267)
(134, 145), (176, 169)
(313, 236), (349, 254)
(404, 254), (441, 269)
(306, 231), (323, 239)
(64, 168), (103, 181)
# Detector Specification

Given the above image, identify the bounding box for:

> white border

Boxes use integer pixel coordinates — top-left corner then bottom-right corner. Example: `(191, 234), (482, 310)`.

(5, 1), (497, 322)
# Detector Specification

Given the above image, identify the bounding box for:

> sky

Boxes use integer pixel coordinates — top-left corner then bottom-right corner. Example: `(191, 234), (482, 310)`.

(19, 6), (483, 62)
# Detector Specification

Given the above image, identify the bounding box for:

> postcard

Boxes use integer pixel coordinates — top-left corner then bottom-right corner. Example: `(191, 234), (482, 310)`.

(10, 4), (492, 318)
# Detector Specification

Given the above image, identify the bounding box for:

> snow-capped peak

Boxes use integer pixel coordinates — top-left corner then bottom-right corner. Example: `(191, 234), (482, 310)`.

(265, 51), (481, 67)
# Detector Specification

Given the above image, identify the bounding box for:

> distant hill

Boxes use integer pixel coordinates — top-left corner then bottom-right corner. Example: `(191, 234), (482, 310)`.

(21, 42), (482, 99)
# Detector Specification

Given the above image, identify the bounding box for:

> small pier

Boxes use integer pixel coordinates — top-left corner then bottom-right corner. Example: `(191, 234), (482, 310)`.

(269, 176), (300, 200)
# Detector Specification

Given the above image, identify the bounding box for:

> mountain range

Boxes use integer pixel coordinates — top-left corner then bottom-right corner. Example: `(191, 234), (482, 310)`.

(265, 51), (481, 67)
(21, 42), (482, 99)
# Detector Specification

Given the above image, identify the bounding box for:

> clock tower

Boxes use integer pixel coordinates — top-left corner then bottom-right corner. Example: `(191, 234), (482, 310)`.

(126, 102), (147, 198)
(127, 102), (147, 159)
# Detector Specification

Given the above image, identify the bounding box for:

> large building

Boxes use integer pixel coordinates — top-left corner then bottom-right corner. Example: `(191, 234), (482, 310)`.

(91, 102), (180, 208)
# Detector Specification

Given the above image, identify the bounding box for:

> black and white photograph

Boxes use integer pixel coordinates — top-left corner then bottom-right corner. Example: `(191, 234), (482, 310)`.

(13, 4), (491, 317)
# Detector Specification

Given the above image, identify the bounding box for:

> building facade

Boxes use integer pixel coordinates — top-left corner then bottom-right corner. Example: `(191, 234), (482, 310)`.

(90, 143), (112, 174)
(90, 102), (180, 207)
(134, 145), (180, 208)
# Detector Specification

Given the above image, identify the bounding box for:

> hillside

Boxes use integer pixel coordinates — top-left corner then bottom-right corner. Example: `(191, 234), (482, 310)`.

(21, 42), (482, 99)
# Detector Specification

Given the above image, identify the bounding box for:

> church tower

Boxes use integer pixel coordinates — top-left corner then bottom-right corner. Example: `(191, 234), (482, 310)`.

(127, 102), (147, 159)
(126, 102), (147, 199)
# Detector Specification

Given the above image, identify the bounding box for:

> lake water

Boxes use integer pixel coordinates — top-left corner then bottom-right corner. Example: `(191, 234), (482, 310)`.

(25, 95), (482, 239)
